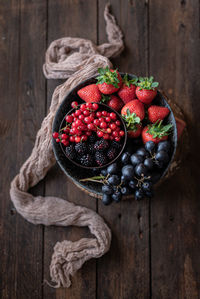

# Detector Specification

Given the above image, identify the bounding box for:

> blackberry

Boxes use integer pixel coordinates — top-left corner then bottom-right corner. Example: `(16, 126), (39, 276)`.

(95, 151), (108, 166)
(80, 154), (93, 167)
(111, 140), (122, 150)
(94, 139), (109, 151)
(75, 142), (87, 154)
(65, 145), (76, 159)
(88, 133), (97, 144)
(88, 143), (96, 154)
(107, 147), (117, 160)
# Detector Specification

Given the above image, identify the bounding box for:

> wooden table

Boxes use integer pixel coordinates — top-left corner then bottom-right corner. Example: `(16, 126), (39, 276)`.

(1, 1), (200, 298)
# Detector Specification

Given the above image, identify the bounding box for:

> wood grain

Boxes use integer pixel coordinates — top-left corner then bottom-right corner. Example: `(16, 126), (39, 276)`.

(149, 0), (200, 298)
(43, 1), (97, 298)
(15, 0), (47, 298)
(97, 1), (150, 298)
(0, 1), (21, 298)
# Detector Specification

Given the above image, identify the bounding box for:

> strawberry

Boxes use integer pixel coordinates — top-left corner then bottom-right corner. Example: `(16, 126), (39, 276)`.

(175, 117), (186, 140)
(136, 76), (159, 104)
(148, 105), (170, 123)
(128, 124), (142, 138)
(77, 84), (102, 103)
(142, 120), (173, 144)
(96, 67), (122, 94)
(118, 74), (138, 104)
(122, 109), (142, 138)
(101, 94), (123, 112)
(121, 99), (145, 121)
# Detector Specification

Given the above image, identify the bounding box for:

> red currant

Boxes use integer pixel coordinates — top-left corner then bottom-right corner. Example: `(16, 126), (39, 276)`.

(65, 115), (73, 123)
(61, 134), (68, 139)
(84, 117), (90, 124)
(86, 102), (93, 109)
(87, 123), (95, 130)
(81, 135), (88, 141)
(63, 127), (70, 134)
(109, 136), (114, 140)
(103, 133), (109, 140)
(83, 110), (90, 116)
(115, 137), (121, 142)
(96, 111), (102, 117)
(107, 128), (112, 134)
(105, 117), (111, 122)
(80, 104), (86, 111)
(56, 138), (60, 143)
(94, 119), (100, 126)
(75, 120), (83, 126)
(110, 112), (117, 120)
(110, 123), (117, 130)
(71, 101), (78, 108)
(75, 110), (82, 116)
(75, 136), (81, 143)
(52, 132), (59, 138)
(112, 131), (119, 137)
(92, 103), (99, 110)
(119, 130), (125, 137)
(79, 114), (85, 120)
(61, 139), (69, 146)
(100, 122), (107, 129)
(99, 117), (104, 123)
(115, 120), (121, 126)
(70, 136), (75, 142)
(102, 111), (107, 116)
(97, 131), (104, 138)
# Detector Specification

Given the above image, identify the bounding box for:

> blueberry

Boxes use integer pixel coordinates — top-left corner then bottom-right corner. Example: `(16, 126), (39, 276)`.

(112, 191), (122, 202)
(129, 180), (137, 189)
(122, 165), (135, 180)
(134, 188), (144, 200)
(107, 163), (118, 175)
(102, 194), (112, 205)
(135, 163), (148, 177)
(155, 151), (169, 164)
(121, 152), (131, 164)
(136, 148), (149, 158)
(121, 187), (131, 195)
(108, 175), (121, 186)
(101, 169), (107, 176)
(144, 158), (154, 170)
(142, 181), (153, 192)
(145, 141), (156, 153)
(102, 184), (113, 195)
(157, 141), (170, 153)
(130, 154), (144, 166)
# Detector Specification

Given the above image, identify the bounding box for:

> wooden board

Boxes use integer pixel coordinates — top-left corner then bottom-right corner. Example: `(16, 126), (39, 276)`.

(149, 0), (200, 298)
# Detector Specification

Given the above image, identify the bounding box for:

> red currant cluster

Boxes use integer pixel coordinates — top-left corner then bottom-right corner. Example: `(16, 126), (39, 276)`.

(52, 101), (125, 146)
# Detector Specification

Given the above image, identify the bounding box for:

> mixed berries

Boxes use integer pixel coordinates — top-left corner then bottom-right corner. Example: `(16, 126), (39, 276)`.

(52, 101), (125, 167)
(53, 67), (176, 204)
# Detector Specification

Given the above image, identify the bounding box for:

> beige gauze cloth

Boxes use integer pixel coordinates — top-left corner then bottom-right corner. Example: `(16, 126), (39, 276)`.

(10, 4), (124, 288)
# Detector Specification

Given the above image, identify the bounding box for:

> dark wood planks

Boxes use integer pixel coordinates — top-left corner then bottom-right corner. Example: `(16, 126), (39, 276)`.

(15, 0), (47, 298)
(0, 1), (21, 298)
(149, 0), (200, 298)
(0, 0), (47, 298)
(43, 1), (98, 298)
(97, 1), (150, 298)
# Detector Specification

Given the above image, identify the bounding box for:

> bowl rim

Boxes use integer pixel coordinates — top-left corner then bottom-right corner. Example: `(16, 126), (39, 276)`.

(52, 72), (178, 196)
(58, 102), (127, 169)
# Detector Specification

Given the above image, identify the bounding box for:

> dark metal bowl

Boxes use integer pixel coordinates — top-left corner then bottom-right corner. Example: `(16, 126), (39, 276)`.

(58, 102), (127, 169)
(52, 73), (177, 197)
